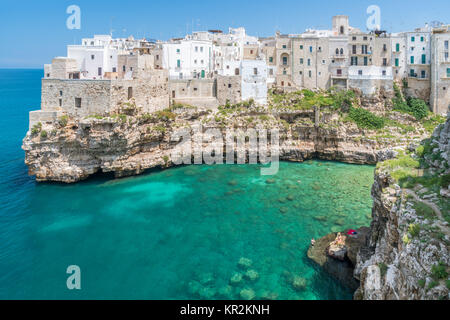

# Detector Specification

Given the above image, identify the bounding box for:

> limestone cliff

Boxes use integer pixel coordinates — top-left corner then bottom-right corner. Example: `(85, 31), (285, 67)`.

(354, 114), (450, 300)
(22, 103), (427, 183)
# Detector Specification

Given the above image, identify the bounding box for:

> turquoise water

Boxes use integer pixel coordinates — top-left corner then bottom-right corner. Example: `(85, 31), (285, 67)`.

(0, 69), (375, 300)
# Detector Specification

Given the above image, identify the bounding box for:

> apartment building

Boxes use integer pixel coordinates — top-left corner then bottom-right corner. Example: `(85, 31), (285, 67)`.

(431, 25), (450, 115)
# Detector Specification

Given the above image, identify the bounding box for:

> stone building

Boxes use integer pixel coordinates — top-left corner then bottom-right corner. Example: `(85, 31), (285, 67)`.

(259, 38), (277, 87)
(275, 33), (294, 88)
(430, 25), (450, 115)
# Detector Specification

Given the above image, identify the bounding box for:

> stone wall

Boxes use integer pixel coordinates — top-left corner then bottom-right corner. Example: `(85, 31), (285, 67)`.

(41, 79), (112, 117)
(349, 78), (394, 96)
(217, 75), (241, 105)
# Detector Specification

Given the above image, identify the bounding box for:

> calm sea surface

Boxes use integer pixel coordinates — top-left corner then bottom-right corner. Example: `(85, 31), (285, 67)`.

(0, 69), (375, 299)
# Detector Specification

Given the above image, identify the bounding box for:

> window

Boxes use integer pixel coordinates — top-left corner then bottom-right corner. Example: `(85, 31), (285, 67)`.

(411, 36), (415, 42)
(123, 65), (126, 72)
(364, 57), (368, 66)
(177, 60), (181, 68)
(177, 48), (181, 53)
(337, 69), (342, 76)
(335, 48), (339, 55)
(282, 45), (287, 49)
(445, 52), (449, 61)
(269, 69), (273, 76)
(422, 54), (426, 64)
(59, 90), (63, 96)
(382, 70), (386, 76)
(269, 57), (273, 63)
(445, 41), (449, 50)
(358, 70), (363, 75)
(352, 45), (357, 54)
(309, 46), (313, 52)
(194, 60), (197, 64)
(91, 55), (95, 60)
(300, 45), (303, 49)
(250, 50), (254, 54)
(128, 87), (133, 100)
(421, 70), (426, 78)
(59, 99), (62, 107)
(75, 98), (82, 108)
(363, 36), (368, 41)
(228, 84), (232, 88)
(307, 59), (311, 66)
(383, 44), (387, 51)
(340, 48), (344, 55)
(352, 36), (356, 41)
(283, 70), (286, 75)
(383, 58), (387, 66)
(98, 67), (102, 76)
(282, 56), (288, 65)
(200, 47), (203, 52)
(396, 43), (400, 52)
(395, 58), (399, 67)
(112, 67), (116, 73)
(420, 36), (424, 42)
(447, 68), (450, 77)
(253, 68), (258, 75)
(235, 68), (240, 76)
(410, 69), (415, 77)
(340, 26), (344, 34)
(351, 56), (358, 66)
(300, 58), (304, 64)
(308, 70), (312, 77)
(410, 56), (414, 64)
(362, 45), (368, 54)
(322, 60), (326, 64)
(195, 47), (198, 52)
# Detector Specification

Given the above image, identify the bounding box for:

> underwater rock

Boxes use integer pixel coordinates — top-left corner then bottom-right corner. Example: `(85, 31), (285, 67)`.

(245, 269), (259, 281)
(228, 180), (238, 186)
(335, 218), (345, 226)
(238, 257), (253, 269)
(199, 273), (214, 285)
(287, 195), (295, 201)
(313, 215), (327, 222)
(199, 287), (216, 299)
(279, 207), (289, 214)
(331, 226), (341, 233)
(266, 179), (276, 184)
(187, 281), (202, 297)
(218, 285), (233, 299)
(230, 272), (243, 285)
(240, 288), (256, 300)
(258, 290), (279, 300)
(292, 276), (307, 291)
(278, 198), (287, 203)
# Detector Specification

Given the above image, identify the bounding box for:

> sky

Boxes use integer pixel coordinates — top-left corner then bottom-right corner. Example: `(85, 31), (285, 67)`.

(0, 0), (449, 68)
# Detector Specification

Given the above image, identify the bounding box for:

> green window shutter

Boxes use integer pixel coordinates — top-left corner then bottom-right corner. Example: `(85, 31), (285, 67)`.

(410, 69), (415, 77)
(300, 58), (303, 64)
(421, 36), (424, 42)
(411, 36), (415, 42)
(447, 68), (450, 77)
(177, 60), (181, 68)
(410, 56), (414, 64)
(396, 43), (400, 52)
(422, 54), (426, 64)
(395, 58), (399, 67)
(300, 45), (303, 49)
(269, 57), (273, 63)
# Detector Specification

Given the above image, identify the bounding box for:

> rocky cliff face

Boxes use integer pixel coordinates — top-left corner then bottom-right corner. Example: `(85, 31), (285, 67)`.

(22, 105), (426, 183)
(354, 114), (450, 300)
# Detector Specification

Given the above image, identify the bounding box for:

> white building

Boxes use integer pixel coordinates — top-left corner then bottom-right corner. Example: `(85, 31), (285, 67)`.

(431, 25), (450, 115)
(162, 39), (213, 80)
(391, 33), (408, 80)
(241, 60), (268, 105)
(64, 35), (142, 79)
(404, 26), (432, 79)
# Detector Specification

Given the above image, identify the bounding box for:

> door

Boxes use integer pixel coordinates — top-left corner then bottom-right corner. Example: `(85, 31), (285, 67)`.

(201, 70), (205, 78)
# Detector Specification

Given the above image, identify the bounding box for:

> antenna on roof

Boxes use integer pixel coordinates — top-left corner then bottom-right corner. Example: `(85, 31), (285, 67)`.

(110, 17), (115, 37)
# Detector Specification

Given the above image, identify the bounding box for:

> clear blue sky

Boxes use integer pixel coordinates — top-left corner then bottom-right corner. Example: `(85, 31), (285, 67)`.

(0, 0), (449, 68)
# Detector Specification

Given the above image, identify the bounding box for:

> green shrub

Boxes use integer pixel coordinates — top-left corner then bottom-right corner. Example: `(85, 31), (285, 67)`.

(378, 263), (388, 277)
(59, 115), (69, 127)
(440, 174), (450, 189)
(348, 107), (385, 129)
(408, 224), (421, 237)
(446, 280), (450, 290)
(428, 280), (439, 290)
(431, 261), (448, 280)
(40, 130), (48, 138)
(418, 279), (426, 288)
(155, 110), (176, 121)
(407, 98), (429, 120)
(31, 122), (42, 135)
